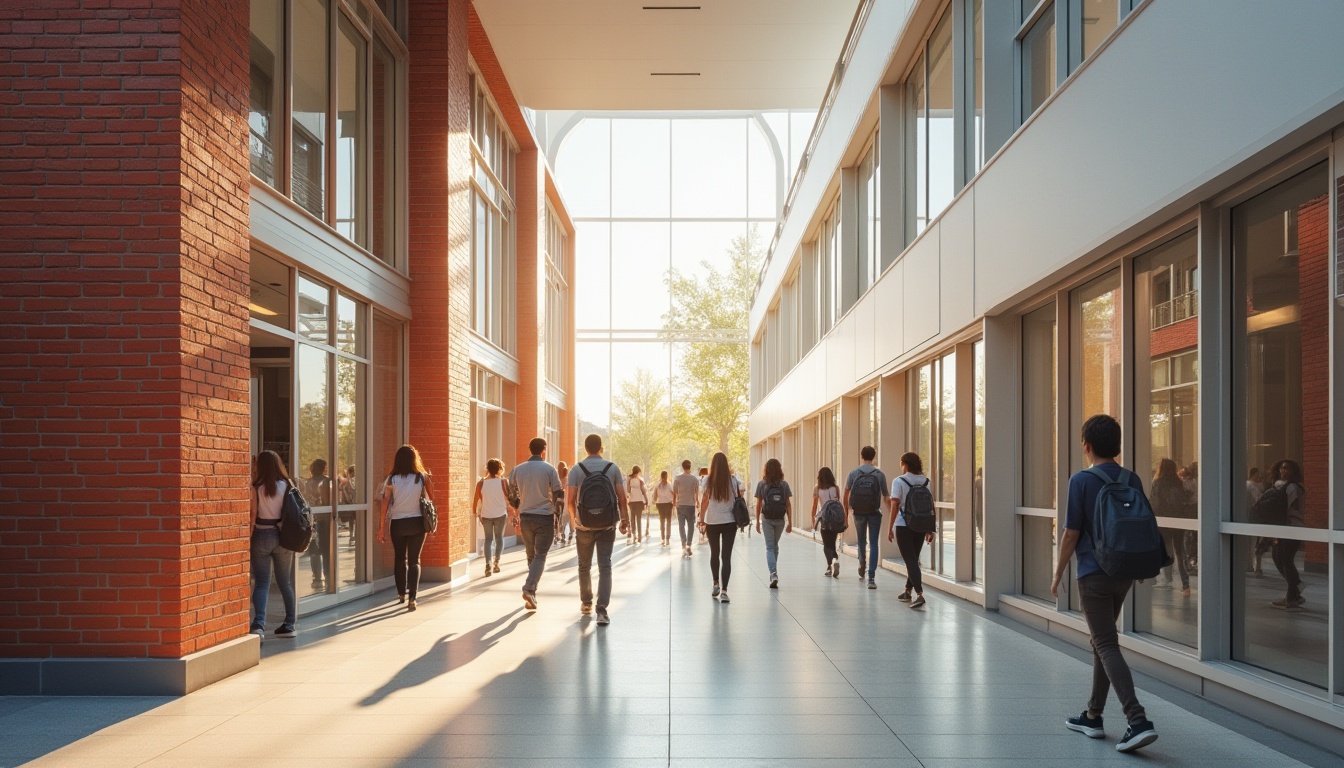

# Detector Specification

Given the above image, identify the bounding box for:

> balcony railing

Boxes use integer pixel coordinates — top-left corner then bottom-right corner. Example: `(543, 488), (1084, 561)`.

(1151, 291), (1199, 329)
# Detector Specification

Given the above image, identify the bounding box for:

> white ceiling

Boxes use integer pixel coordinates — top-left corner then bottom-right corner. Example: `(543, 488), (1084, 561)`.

(471, 1), (859, 111)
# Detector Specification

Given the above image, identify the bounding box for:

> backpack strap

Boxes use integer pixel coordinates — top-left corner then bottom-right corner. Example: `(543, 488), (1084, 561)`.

(1085, 465), (1128, 486)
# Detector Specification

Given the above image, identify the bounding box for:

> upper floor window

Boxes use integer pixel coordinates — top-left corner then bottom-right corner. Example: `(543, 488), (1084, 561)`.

(545, 203), (568, 388)
(1020, 0), (1124, 122)
(856, 136), (881, 290)
(249, 0), (403, 266)
(1019, 0), (1056, 120)
(904, 8), (955, 241)
(469, 67), (518, 354)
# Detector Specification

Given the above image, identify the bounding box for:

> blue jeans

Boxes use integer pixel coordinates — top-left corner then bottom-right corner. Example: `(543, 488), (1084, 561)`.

(677, 505), (697, 547)
(519, 514), (554, 595)
(762, 517), (786, 574)
(481, 515), (507, 562)
(853, 513), (882, 579)
(576, 528), (616, 610)
(250, 527), (296, 632)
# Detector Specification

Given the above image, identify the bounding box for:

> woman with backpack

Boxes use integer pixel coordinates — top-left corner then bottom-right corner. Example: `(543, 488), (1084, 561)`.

(754, 458), (793, 589)
(698, 452), (743, 603)
(626, 466), (648, 544)
(473, 458), (510, 578)
(250, 450), (298, 640)
(887, 452), (934, 608)
(812, 467), (843, 578)
(654, 470), (675, 546)
(1150, 459), (1190, 595)
(377, 445), (434, 611)
(1268, 459), (1307, 609)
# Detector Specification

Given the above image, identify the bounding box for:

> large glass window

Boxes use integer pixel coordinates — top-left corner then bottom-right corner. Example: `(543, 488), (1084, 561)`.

(1080, 0), (1119, 61)
(1132, 231), (1200, 648)
(970, 0), (985, 172)
(1229, 163), (1330, 688)
(972, 339), (985, 583)
(296, 343), (331, 597)
(249, 249), (291, 329)
(470, 71), (517, 354)
(371, 37), (397, 264)
(905, 52), (928, 237)
(1021, 1), (1056, 119)
(1071, 270), (1122, 474)
(856, 137), (880, 296)
(1022, 304), (1057, 508)
(371, 313), (402, 582)
(336, 15), (367, 247)
(292, 0), (329, 220)
(909, 352), (957, 578)
(1022, 514), (1058, 601)
(927, 13), (955, 220)
(545, 204), (569, 389)
(249, 0), (284, 186)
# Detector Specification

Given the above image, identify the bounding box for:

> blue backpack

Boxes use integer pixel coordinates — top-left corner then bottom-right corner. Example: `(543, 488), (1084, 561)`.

(1085, 466), (1170, 580)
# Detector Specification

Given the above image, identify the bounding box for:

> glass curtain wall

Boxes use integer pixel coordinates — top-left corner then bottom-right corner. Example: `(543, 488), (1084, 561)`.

(553, 113), (810, 473)
(1021, 303), (1057, 601)
(908, 353), (957, 578)
(470, 71), (517, 355)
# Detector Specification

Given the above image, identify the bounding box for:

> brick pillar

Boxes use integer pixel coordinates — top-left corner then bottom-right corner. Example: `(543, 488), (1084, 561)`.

(407, 0), (474, 577)
(0, 1), (255, 693)
(514, 149), (545, 463)
(1297, 195), (1329, 570)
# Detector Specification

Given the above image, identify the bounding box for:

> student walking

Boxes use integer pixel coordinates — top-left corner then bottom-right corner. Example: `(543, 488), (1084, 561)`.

(812, 467), (844, 578)
(654, 470), (675, 546)
(1268, 459), (1307, 609)
(473, 459), (512, 578)
(845, 446), (889, 589)
(553, 462), (569, 547)
(377, 445), (434, 612)
(698, 452), (743, 603)
(1052, 414), (1160, 754)
(250, 450), (297, 639)
(754, 458), (793, 589)
(509, 438), (564, 611)
(697, 467), (710, 544)
(567, 434), (629, 625)
(626, 466), (648, 544)
(887, 452), (934, 608)
(673, 460), (700, 557)
(1150, 459), (1189, 594)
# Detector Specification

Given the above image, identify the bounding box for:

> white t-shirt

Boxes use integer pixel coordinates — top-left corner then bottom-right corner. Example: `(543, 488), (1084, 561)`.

(890, 472), (930, 528)
(702, 477), (743, 525)
(478, 476), (509, 519)
(654, 482), (675, 504)
(254, 480), (288, 522)
(385, 473), (425, 520)
(626, 476), (648, 505)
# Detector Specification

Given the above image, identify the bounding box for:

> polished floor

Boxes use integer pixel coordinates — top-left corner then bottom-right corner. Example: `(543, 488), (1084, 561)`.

(0, 533), (1332, 767)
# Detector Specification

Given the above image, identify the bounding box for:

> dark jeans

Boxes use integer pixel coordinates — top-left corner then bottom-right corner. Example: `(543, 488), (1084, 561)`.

(1272, 537), (1303, 601)
(1077, 574), (1147, 726)
(656, 503), (673, 540)
(250, 527), (296, 632)
(1162, 527), (1190, 589)
(853, 512), (882, 579)
(895, 525), (926, 594)
(309, 513), (333, 584)
(677, 505), (696, 547)
(706, 522), (737, 589)
(576, 527), (615, 610)
(519, 514), (554, 595)
(390, 516), (426, 599)
(629, 502), (645, 540)
(820, 528), (839, 564)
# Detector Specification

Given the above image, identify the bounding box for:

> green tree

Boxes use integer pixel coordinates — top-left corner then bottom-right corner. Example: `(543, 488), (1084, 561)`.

(609, 368), (673, 476)
(663, 228), (762, 475)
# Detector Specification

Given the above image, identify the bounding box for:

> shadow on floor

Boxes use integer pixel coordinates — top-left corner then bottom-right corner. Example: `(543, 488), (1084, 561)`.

(359, 608), (534, 707)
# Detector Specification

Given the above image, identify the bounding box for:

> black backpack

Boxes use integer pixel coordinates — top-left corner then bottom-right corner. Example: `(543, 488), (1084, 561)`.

(576, 462), (619, 529)
(761, 482), (788, 520)
(817, 497), (846, 532)
(1085, 466), (1170, 580)
(899, 476), (937, 533)
(278, 484), (315, 553)
(849, 468), (883, 514)
(1248, 484), (1289, 526)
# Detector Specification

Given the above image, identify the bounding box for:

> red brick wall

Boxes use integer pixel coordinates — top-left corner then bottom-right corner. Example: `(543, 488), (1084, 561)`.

(407, 0), (473, 569)
(1148, 317), (1197, 359)
(513, 149), (545, 465)
(1298, 195), (1328, 566)
(0, 0), (251, 658)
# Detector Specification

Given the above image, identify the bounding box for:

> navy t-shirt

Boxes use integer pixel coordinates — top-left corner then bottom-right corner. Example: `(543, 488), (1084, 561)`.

(1064, 462), (1146, 580)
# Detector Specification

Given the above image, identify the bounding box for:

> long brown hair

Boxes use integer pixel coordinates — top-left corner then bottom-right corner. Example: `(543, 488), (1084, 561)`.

(392, 444), (426, 477)
(762, 458), (783, 484)
(707, 452), (735, 501)
(253, 450), (291, 498)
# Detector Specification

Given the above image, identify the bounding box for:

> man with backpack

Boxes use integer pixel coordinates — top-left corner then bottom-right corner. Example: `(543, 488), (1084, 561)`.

(844, 446), (889, 589)
(566, 433), (629, 626)
(1051, 414), (1162, 754)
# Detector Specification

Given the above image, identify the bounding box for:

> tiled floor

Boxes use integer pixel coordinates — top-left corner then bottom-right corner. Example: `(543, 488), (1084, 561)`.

(0, 534), (1333, 767)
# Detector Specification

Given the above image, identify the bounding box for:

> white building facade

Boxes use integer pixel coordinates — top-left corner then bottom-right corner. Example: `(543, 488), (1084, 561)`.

(749, 0), (1344, 750)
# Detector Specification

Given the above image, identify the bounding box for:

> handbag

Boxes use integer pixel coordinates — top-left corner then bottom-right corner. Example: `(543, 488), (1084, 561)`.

(730, 482), (750, 529)
(418, 472), (438, 534)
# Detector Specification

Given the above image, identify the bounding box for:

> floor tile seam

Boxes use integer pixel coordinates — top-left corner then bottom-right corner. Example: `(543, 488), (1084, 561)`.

(746, 544), (928, 768)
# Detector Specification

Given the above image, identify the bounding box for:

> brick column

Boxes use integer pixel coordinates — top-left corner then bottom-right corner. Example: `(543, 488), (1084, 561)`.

(407, 0), (474, 578)
(513, 149), (545, 463)
(1297, 195), (1329, 570)
(0, 0), (255, 694)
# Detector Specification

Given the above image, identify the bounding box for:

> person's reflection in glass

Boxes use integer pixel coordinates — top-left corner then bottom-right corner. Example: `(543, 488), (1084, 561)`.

(305, 458), (333, 591)
(1268, 459), (1306, 610)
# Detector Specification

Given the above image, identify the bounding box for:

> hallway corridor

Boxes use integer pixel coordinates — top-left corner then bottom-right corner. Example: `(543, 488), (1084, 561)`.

(0, 535), (1328, 767)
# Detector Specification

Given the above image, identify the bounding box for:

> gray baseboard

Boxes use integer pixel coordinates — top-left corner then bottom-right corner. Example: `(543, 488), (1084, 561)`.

(0, 633), (259, 696)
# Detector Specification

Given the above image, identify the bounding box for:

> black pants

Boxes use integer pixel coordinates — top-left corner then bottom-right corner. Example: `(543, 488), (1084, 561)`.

(1272, 538), (1303, 601)
(656, 503), (672, 541)
(706, 522), (737, 589)
(1078, 574), (1147, 726)
(820, 528), (839, 564)
(895, 525), (926, 594)
(390, 516), (426, 599)
(629, 502), (645, 540)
